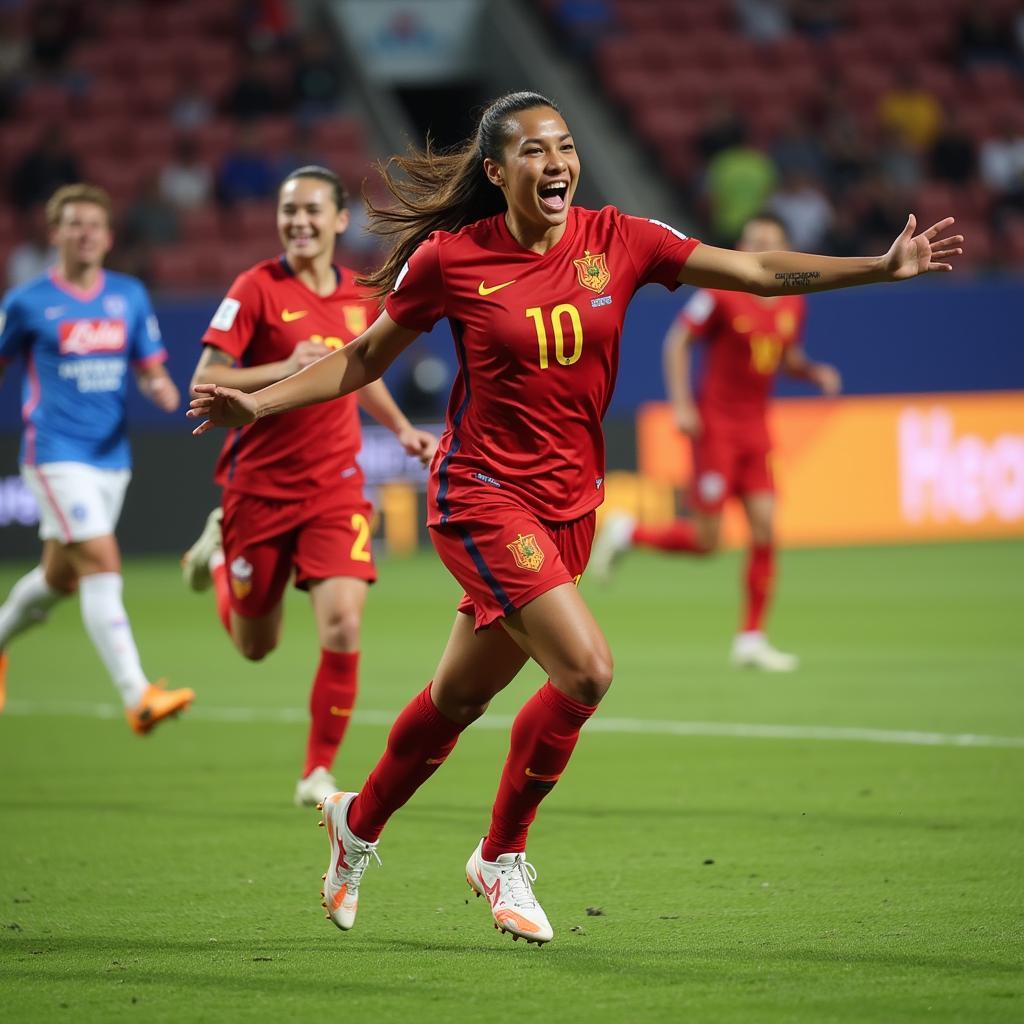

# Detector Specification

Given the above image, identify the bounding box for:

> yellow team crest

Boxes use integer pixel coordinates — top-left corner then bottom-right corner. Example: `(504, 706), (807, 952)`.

(342, 305), (368, 337)
(573, 250), (610, 294)
(507, 533), (545, 572)
(229, 556), (253, 599)
(775, 309), (797, 337)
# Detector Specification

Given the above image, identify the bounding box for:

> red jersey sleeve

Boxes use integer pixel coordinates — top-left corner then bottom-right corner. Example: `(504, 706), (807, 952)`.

(384, 234), (445, 332)
(614, 212), (700, 290)
(678, 289), (719, 338)
(201, 270), (263, 359)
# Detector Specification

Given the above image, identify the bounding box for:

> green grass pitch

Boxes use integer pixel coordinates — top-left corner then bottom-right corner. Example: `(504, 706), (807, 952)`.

(0, 540), (1021, 1022)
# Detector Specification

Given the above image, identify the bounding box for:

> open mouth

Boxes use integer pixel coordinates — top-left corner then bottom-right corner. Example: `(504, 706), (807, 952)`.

(538, 181), (569, 212)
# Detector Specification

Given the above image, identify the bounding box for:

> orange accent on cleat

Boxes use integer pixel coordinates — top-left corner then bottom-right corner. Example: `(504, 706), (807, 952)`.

(125, 680), (195, 735)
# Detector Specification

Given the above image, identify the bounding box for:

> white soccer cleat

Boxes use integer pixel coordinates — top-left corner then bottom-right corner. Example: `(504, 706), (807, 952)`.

(466, 839), (554, 945)
(589, 511), (636, 584)
(294, 766), (339, 807)
(181, 507), (223, 592)
(317, 791), (380, 931)
(731, 632), (799, 672)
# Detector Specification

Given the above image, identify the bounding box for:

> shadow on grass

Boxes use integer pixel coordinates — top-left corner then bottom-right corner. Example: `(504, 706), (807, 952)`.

(2, 932), (1020, 996)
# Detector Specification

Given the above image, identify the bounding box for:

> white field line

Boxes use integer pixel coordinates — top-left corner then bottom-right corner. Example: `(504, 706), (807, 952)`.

(4, 699), (1024, 750)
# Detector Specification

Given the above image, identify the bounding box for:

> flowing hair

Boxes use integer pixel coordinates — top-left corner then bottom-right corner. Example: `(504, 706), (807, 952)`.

(358, 91), (562, 296)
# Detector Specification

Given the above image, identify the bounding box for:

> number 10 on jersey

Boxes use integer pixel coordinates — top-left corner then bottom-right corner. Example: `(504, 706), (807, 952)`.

(527, 304), (583, 370)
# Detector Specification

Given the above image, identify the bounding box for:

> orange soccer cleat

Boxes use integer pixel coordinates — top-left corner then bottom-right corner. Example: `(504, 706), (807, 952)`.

(126, 680), (195, 735)
(0, 650), (8, 714)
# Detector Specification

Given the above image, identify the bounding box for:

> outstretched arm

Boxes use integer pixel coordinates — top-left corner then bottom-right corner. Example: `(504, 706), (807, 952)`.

(188, 312), (421, 434)
(680, 215), (963, 296)
(190, 340), (332, 394)
(781, 346), (842, 396)
(357, 378), (438, 465)
(136, 363), (180, 412)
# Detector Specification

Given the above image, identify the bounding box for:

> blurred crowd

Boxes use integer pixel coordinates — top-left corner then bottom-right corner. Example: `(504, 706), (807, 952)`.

(5, 0), (1024, 289)
(546, 0), (1024, 268)
(1, 0), (375, 291)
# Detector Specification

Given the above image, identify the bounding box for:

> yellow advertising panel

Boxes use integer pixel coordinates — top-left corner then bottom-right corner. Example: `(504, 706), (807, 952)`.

(636, 393), (1024, 547)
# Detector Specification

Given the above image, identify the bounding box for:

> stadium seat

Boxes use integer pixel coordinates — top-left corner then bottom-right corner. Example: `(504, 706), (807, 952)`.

(230, 200), (279, 244)
(180, 206), (224, 244)
(17, 84), (74, 122)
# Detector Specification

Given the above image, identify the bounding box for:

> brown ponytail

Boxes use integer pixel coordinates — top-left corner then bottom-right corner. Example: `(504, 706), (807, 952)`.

(358, 91), (561, 297)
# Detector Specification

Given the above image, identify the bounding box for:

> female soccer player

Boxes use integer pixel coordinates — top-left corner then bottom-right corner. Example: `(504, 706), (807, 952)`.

(590, 213), (842, 671)
(180, 166), (436, 806)
(189, 93), (961, 945)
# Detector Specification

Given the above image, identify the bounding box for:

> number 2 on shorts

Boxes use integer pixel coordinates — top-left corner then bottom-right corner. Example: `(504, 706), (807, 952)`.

(350, 513), (371, 562)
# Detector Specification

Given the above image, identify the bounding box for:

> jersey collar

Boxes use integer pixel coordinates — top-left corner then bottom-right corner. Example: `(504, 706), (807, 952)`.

(48, 268), (106, 302)
(278, 255), (342, 296)
(493, 207), (578, 259)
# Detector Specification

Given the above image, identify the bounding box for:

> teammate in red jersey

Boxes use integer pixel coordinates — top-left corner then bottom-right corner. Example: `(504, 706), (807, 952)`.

(591, 213), (841, 671)
(179, 166), (436, 806)
(188, 93), (961, 945)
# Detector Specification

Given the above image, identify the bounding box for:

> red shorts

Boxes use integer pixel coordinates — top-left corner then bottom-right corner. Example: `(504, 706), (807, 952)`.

(430, 498), (596, 631)
(690, 430), (773, 513)
(221, 485), (376, 619)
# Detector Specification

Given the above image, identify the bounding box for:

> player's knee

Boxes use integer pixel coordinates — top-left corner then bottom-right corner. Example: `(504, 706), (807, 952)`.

(43, 568), (77, 595)
(318, 607), (361, 651)
(430, 676), (493, 725)
(238, 636), (277, 661)
(562, 647), (614, 705)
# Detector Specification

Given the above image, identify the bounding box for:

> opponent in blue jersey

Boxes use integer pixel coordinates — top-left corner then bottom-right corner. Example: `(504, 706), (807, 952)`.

(0, 184), (194, 732)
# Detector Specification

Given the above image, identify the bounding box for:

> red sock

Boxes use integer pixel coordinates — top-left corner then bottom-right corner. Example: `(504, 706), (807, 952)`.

(303, 649), (359, 777)
(347, 683), (465, 843)
(743, 543), (775, 632)
(211, 560), (232, 635)
(481, 682), (597, 860)
(632, 520), (705, 554)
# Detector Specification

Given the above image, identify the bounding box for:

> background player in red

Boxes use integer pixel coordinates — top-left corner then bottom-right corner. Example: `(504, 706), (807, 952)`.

(179, 166), (436, 806)
(591, 213), (841, 671)
(188, 93), (961, 945)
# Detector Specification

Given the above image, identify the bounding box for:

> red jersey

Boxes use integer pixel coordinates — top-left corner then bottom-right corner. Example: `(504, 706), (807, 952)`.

(680, 288), (805, 434)
(385, 205), (699, 524)
(202, 258), (379, 500)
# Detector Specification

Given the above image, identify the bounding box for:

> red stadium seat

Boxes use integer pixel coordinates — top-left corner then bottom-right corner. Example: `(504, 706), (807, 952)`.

(132, 122), (177, 165)
(99, 3), (147, 38)
(150, 245), (206, 290)
(82, 80), (136, 119)
(230, 200), (279, 244)
(1002, 220), (1024, 269)
(16, 84), (73, 122)
(194, 119), (238, 166)
(180, 206), (224, 244)
(134, 73), (182, 117)
(80, 158), (149, 204)
(64, 117), (129, 157)
(0, 121), (45, 174)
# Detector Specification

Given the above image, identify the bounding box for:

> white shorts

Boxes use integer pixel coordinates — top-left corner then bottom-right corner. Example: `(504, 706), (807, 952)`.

(21, 462), (132, 543)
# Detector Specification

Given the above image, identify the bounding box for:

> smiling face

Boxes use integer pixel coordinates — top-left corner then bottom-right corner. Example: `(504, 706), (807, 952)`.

(51, 201), (112, 272)
(277, 176), (349, 264)
(483, 105), (580, 241)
